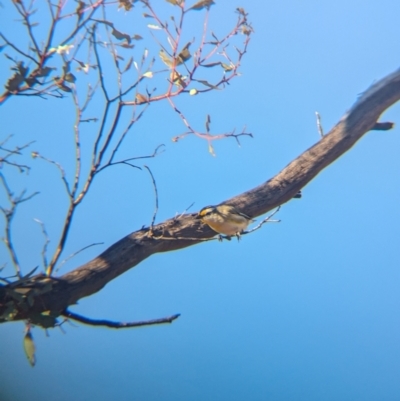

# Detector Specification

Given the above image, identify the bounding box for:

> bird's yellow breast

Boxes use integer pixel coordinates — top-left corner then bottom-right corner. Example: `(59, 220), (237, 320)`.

(201, 213), (250, 236)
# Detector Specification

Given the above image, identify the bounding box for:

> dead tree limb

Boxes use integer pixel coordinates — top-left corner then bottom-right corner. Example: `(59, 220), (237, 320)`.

(1, 67), (399, 324)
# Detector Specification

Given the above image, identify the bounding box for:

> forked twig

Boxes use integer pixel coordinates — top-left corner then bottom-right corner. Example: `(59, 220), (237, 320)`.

(0, 174), (39, 277)
(243, 206), (281, 235)
(33, 219), (50, 270)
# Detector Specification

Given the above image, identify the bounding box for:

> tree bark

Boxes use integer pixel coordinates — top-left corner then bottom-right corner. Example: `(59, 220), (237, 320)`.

(1, 67), (400, 324)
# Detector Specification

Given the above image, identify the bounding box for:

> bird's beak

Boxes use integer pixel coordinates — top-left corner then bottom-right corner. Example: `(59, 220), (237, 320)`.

(195, 213), (202, 219)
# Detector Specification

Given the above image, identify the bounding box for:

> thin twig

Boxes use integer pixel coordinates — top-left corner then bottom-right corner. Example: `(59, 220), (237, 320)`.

(55, 242), (104, 274)
(32, 152), (71, 195)
(144, 165), (159, 232)
(33, 219), (50, 270)
(99, 144), (165, 173)
(174, 202), (195, 220)
(0, 174), (39, 277)
(315, 111), (324, 137)
(0, 33), (39, 65)
(242, 206), (281, 235)
(62, 309), (181, 329)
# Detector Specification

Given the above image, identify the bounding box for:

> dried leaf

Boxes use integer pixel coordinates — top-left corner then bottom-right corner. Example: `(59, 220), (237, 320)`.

(236, 7), (247, 16)
(148, 24), (161, 30)
(54, 77), (72, 92)
(205, 114), (211, 132)
(170, 71), (187, 87)
(143, 71), (153, 78)
(188, 0), (215, 11)
(35, 66), (54, 78)
(112, 28), (131, 43)
(5, 62), (28, 91)
(52, 44), (74, 55)
(75, 61), (90, 73)
(23, 331), (36, 367)
(202, 62), (221, 68)
(208, 142), (216, 156)
(197, 80), (220, 90)
(118, 0), (134, 10)
(221, 62), (233, 71)
(64, 72), (76, 83)
(119, 42), (135, 49)
(159, 49), (173, 67)
(76, 1), (86, 22)
(135, 93), (148, 103)
(241, 25), (253, 36)
(176, 42), (191, 65)
(123, 57), (133, 73)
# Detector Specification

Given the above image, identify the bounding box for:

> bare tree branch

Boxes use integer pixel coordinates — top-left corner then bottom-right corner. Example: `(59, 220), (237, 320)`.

(1, 67), (399, 323)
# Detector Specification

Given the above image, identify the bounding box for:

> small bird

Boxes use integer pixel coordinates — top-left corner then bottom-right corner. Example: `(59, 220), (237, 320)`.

(196, 204), (254, 238)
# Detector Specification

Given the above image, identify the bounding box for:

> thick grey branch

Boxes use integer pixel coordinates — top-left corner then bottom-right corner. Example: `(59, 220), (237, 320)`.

(1, 68), (400, 323)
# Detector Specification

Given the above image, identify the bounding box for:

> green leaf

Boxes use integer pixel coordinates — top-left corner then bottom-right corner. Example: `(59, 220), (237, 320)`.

(23, 331), (36, 367)
(188, 0), (215, 11)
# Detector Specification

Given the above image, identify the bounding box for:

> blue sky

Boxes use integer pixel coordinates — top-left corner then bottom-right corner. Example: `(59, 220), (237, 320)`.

(1, 0), (400, 400)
